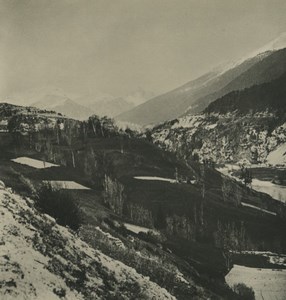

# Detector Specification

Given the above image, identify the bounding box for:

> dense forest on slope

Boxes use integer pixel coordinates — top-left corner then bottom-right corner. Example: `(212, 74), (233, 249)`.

(117, 48), (286, 125)
(205, 71), (286, 116)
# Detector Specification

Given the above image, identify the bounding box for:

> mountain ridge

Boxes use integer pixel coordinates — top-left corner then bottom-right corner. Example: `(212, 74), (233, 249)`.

(117, 44), (286, 125)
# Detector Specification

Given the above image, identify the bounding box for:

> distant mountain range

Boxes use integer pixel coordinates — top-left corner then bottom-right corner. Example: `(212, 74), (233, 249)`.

(3, 88), (154, 121)
(117, 33), (286, 125)
(32, 95), (132, 120)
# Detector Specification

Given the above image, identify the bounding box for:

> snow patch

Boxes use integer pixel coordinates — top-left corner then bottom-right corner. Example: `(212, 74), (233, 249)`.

(251, 179), (286, 203)
(124, 223), (153, 234)
(134, 176), (176, 183)
(11, 157), (59, 169)
(226, 264), (286, 300)
(241, 202), (277, 216)
(43, 181), (90, 190)
(267, 143), (286, 166)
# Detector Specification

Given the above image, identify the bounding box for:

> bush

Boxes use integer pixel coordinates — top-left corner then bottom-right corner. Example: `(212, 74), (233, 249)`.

(35, 183), (82, 230)
(232, 283), (255, 300)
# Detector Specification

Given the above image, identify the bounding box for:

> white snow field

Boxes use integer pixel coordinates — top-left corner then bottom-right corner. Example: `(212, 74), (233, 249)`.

(217, 164), (286, 203)
(226, 264), (286, 300)
(241, 202), (277, 216)
(44, 180), (90, 190)
(251, 179), (286, 203)
(11, 157), (59, 169)
(124, 223), (152, 234)
(0, 187), (175, 300)
(134, 176), (176, 183)
(267, 143), (286, 166)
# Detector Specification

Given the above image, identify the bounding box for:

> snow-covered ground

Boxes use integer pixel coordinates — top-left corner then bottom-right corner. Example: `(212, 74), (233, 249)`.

(11, 157), (59, 169)
(252, 179), (286, 203)
(44, 181), (90, 190)
(0, 186), (175, 299)
(134, 176), (176, 183)
(217, 164), (286, 203)
(124, 223), (153, 234)
(95, 226), (125, 249)
(216, 164), (241, 176)
(267, 143), (286, 165)
(241, 202), (277, 216)
(170, 115), (204, 129)
(226, 264), (286, 300)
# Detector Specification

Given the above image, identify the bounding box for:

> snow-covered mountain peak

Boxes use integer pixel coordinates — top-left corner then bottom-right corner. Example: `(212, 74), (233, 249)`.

(235, 32), (286, 66)
(211, 32), (286, 77)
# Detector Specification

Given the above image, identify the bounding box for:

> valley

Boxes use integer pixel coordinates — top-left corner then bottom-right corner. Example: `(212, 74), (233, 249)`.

(2, 21), (286, 299)
(0, 101), (286, 299)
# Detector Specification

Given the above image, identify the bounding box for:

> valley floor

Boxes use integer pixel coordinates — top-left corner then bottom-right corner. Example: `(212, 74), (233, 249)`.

(226, 265), (286, 300)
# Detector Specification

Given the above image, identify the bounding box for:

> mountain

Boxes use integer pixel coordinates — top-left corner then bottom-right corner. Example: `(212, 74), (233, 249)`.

(4, 86), (154, 121)
(150, 69), (286, 166)
(30, 90), (152, 119)
(204, 71), (286, 115)
(86, 97), (134, 117)
(32, 93), (133, 120)
(117, 34), (286, 126)
(33, 96), (92, 120)
(124, 89), (155, 106)
(76, 89), (154, 118)
(4, 86), (79, 107)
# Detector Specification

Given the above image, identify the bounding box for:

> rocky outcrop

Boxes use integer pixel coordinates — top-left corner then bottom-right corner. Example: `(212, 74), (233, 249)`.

(151, 112), (286, 166)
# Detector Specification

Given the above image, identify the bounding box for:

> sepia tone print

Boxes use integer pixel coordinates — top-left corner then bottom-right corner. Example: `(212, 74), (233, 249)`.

(1, 1), (286, 299)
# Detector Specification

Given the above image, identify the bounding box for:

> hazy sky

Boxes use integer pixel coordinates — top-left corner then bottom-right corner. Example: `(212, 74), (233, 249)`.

(1, 0), (286, 101)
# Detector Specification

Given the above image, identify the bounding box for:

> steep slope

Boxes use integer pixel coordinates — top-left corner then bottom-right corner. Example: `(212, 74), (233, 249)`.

(188, 48), (286, 114)
(151, 71), (286, 166)
(117, 46), (286, 126)
(2, 103), (286, 299)
(0, 184), (175, 300)
(204, 70), (286, 115)
(125, 89), (155, 106)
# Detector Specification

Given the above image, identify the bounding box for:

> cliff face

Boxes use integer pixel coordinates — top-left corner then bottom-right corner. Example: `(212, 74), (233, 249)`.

(151, 112), (286, 166)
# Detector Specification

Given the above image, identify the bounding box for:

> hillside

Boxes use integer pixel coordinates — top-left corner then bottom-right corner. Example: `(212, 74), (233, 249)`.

(1, 104), (286, 298)
(204, 71), (286, 115)
(150, 67), (286, 167)
(0, 184), (175, 300)
(116, 46), (286, 126)
(2, 103), (286, 298)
